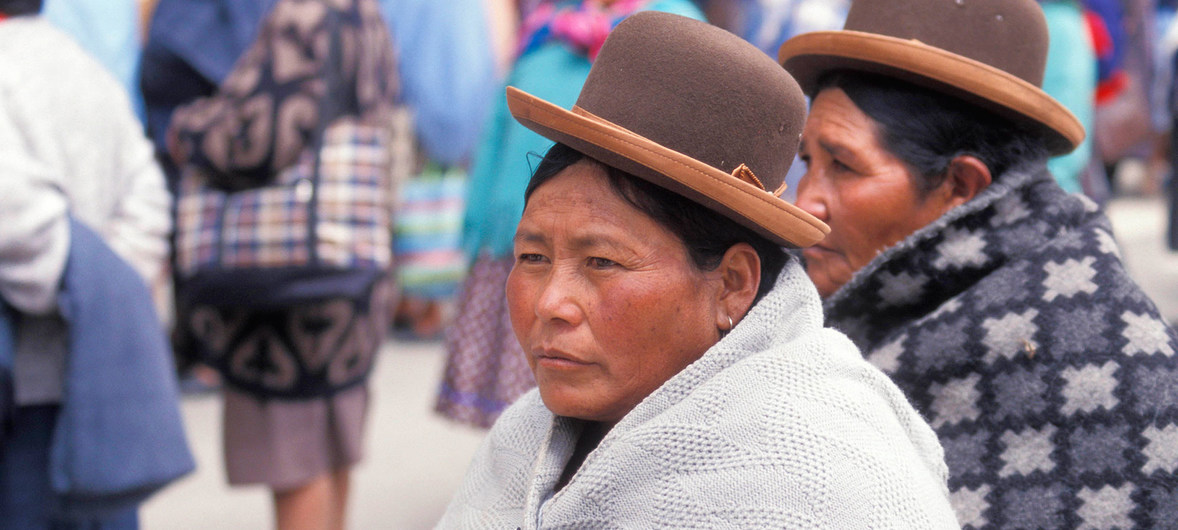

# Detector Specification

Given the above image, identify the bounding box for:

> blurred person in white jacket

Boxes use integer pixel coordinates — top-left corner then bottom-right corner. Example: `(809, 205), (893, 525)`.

(0, 0), (172, 527)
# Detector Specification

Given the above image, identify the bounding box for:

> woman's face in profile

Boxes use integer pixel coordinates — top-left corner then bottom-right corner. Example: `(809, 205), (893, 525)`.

(794, 88), (953, 297)
(506, 160), (723, 425)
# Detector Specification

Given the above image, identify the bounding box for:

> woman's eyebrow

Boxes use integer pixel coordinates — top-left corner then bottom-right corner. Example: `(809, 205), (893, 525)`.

(514, 225), (630, 253)
(513, 229), (547, 246)
(819, 139), (855, 161)
(799, 137), (857, 162)
(567, 234), (619, 252)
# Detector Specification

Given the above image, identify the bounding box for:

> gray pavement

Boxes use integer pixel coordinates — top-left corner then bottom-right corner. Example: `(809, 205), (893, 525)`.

(1105, 195), (1178, 322)
(139, 193), (1178, 529)
(140, 340), (487, 530)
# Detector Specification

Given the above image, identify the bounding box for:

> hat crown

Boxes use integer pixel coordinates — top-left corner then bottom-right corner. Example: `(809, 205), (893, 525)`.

(844, 0), (1048, 86)
(574, 11), (806, 192)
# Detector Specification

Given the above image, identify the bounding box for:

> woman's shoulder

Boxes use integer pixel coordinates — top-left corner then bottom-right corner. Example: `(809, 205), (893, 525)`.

(602, 329), (957, 526)
(438, 390), (548, 529)
(739, 326), (922, 420)
(660, 325), (944, 465)
(727, 326), (947, 474)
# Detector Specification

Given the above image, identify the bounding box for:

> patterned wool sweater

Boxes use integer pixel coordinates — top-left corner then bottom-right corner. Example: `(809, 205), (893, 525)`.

(823, 162), (1178, 529)
(438, 261), (959, 529)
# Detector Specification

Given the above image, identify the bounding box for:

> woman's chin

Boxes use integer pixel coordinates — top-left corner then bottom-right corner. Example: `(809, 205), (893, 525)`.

(801, 251), (851, 298)
(803, 265), (838, 298)
(537, 387), (613, 422)
(538, 384), (584, 417)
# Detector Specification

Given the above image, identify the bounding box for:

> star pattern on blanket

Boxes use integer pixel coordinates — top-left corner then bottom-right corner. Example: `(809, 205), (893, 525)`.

(1141, 425), (1178, 474)
(950, 485), (990, 528)
(1060, 361), (1119, 415)
(1121, 311), (1174, 357)
(933, 227), (989, 270)
(999, 425), (1057, 477)
(1041, 257), (1098, 301)
(981, 308), (1039, 363)
(1077, 485), (1135, 529)
(865, 334), (905, 374)
(929, 374), (981, 429)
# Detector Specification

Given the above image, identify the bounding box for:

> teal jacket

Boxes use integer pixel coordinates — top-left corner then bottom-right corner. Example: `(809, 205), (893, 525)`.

(462, 0), (705, 261)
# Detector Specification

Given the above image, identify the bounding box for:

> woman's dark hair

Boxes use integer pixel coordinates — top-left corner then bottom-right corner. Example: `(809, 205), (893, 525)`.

(815, 70), (1050, 196)
(0, 0), (42, 16)
(524, 143), (789, 304)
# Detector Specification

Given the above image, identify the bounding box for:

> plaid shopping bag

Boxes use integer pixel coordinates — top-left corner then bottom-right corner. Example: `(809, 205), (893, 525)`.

(174, 118), (393, 309)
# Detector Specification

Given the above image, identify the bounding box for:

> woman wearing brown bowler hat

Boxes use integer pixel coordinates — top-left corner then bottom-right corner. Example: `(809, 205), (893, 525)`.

(438, 11), (959, 529)
(779, 0), (1178, 528)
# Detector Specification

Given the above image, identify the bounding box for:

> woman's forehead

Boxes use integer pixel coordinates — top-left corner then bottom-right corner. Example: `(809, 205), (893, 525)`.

(803, 90), (882, 148)
(517, 167), (684, 252)
(526, 162), (615, 210)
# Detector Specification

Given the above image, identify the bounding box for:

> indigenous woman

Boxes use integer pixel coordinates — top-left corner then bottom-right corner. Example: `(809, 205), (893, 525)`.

(779, 0), (1178, 527)
(436, 0), (704, 428)
(439, 12), (959, 528)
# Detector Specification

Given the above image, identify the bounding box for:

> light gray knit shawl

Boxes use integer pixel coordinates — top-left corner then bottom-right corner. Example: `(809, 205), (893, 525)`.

(437, 260), (959, 529)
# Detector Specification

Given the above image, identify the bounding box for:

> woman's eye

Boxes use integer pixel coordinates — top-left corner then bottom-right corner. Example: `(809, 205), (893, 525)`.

(832, 158), (852, 173)
(518, 253), (546, 264)
(587, 257), (617, 269)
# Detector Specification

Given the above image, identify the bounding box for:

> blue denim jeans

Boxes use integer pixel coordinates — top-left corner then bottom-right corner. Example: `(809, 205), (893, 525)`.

(0, 405), (138, 530)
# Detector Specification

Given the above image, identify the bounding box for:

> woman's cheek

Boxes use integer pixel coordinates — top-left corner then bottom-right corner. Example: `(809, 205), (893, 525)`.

(505, 271), (535, 343)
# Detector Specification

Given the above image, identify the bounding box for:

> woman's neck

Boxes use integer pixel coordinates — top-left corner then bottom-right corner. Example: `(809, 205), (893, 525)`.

(555, 420), (610, 492)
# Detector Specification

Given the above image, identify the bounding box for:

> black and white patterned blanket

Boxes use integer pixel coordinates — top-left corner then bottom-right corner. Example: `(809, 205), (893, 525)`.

(824, 162), (1178, 529)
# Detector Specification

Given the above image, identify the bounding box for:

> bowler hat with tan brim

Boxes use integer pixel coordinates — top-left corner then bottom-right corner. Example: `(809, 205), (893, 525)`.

(778, 0), (1084, 155)
(506, 11), (829, 248)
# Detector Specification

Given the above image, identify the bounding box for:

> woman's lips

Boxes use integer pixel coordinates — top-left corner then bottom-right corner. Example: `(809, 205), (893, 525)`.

(803, 244), (838, 260)
(535, 347), (592, 368)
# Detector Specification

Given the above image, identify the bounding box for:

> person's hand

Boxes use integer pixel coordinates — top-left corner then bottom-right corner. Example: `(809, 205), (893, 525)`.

(166, 124), (186, 165)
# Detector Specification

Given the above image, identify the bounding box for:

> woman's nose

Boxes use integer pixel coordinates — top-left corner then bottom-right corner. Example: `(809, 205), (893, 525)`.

(534, 268), (583, 326)
(794, 174), (829, 222)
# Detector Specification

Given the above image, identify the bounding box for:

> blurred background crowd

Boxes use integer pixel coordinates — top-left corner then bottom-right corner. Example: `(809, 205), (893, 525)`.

(40, 0), (1178, 423)
(6, 0), (1178, 527)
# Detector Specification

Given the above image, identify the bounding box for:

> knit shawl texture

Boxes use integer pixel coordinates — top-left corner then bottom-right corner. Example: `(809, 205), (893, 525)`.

(438, 261), (959, 529)
(824, 163), (1178, 529)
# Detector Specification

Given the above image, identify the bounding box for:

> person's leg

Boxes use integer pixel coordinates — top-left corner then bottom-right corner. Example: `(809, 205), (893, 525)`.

(273, 474), (333, 530)
(1, 406), (57, 529)
(1, 406), (140, 530)
(329, 467), (351, 530)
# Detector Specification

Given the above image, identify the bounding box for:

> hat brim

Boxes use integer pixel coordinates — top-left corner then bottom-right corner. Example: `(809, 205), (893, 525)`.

(779, 30), (1084, 155)
(506, 86), (829, 248)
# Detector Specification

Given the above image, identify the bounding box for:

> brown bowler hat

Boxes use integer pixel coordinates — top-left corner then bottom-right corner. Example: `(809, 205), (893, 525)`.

(506, 11), (828, 248)
(778, 0), (1084, 155)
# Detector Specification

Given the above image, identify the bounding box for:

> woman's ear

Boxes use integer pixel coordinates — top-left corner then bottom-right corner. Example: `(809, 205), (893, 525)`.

(714, 243), (761, 329)
(942, 155), (992, 209)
